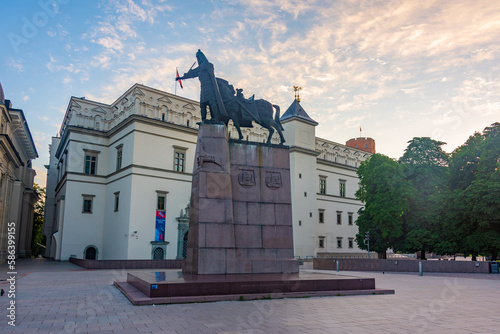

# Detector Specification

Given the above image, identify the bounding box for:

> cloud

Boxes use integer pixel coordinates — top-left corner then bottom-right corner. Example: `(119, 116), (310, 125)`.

(440, 75), (500, 118)
(345, 115), (368, 128)
(46, 56), (82, 74)
(8, 58), (23, 72)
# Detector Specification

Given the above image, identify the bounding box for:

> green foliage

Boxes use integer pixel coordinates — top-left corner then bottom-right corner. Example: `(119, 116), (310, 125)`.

(398, 138), (449, 258)
(449, 123), (500, 259)
(355, 154), (410, 256)
(356, 124), (500, 260)
(31, 183), (46, 256)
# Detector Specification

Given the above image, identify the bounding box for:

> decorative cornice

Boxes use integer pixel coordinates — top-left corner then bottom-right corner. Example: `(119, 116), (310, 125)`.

(288, 146), (321, 157)
(316, 158), (358, 171)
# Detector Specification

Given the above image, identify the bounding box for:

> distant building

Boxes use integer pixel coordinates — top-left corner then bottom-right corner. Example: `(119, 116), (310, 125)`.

(0, 82), (39, 264)
(346, 137), (376, 154)
(43, 84), (373, 261)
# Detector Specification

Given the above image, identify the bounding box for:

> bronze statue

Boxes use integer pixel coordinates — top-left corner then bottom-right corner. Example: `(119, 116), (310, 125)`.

(216, 78), (285, 145)
(176, 50), (228, 122)
(177, 50), (285, 144)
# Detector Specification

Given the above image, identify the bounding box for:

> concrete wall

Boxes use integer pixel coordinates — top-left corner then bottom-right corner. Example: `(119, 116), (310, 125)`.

(69, 257), (182, 269)
(314, 258), (490, 273)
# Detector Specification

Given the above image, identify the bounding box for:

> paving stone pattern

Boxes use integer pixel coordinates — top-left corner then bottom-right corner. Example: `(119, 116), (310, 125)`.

(1, 259), (500, 333)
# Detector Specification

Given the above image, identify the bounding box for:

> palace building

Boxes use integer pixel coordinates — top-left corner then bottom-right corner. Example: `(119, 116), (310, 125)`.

(0, 82), (38, 264)
(43, 83), (374, 261)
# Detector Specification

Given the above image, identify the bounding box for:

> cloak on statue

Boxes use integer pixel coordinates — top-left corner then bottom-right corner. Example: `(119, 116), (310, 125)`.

(178, 50), (228, 121)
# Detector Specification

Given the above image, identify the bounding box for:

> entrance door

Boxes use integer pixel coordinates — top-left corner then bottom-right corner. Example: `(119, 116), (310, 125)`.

(85, 246), (97, 260)
(182, 232), (188, 259)
(153, 247), (164, 260)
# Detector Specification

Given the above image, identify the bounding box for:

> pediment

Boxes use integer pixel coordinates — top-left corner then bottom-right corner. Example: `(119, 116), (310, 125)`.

(70, 100), (82, 110)
(183, 103), (196, 111)
(91, 106), (107, 114)
(132, 87), (145, 97)
(158, 96), (173, 104)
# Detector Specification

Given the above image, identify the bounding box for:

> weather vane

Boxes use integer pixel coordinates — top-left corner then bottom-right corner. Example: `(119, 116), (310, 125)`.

(293, 85), (302, 102)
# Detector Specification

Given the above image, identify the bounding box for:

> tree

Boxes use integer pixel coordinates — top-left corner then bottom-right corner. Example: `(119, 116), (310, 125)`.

(31, 183), (46, 257)
(439, 132), (484, 259)
(398, 137), (449, 259)
(462, 123), (500, 260)
(355, 154), (410, 259)
(442, 123), (500, 260)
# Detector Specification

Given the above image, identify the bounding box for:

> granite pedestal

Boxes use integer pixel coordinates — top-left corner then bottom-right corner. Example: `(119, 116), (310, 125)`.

(183, 123), (298, 275)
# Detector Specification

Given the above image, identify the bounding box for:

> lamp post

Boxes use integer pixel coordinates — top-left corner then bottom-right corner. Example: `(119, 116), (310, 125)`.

(364, 231), (370, 259)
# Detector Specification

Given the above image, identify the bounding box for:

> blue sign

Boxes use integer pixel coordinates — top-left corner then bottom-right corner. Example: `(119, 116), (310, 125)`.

(155, 211), (166, 241)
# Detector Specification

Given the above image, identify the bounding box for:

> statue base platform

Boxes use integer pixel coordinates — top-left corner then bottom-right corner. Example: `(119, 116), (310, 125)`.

(114, 270), (394, 305)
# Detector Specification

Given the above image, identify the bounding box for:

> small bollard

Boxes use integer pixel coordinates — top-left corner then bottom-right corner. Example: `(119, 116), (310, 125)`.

(419, 261), (423, 276)
(336, 260), (340, 272)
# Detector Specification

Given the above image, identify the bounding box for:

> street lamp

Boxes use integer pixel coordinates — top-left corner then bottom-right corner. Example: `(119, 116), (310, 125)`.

(364, 231), (370, 259)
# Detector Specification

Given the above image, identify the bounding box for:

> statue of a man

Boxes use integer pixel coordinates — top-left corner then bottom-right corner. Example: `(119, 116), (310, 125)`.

(176, 50), (228, 122)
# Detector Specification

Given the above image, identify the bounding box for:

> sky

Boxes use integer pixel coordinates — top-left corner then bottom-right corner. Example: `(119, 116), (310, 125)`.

(1, 0), (499, 187)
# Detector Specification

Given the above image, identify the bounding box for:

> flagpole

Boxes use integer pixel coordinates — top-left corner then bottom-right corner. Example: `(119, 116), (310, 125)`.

(175, 67), (178, 96)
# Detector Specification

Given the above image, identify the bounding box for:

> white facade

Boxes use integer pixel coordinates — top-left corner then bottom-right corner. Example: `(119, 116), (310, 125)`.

(0, 83), (39, 263)
(43, 83), (372, 261)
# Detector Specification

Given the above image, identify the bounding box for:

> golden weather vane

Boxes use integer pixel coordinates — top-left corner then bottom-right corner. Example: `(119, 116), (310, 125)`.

(293, 85), (302, 102)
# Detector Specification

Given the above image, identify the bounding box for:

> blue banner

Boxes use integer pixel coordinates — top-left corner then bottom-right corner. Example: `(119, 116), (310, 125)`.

(155, 211), (166, 241)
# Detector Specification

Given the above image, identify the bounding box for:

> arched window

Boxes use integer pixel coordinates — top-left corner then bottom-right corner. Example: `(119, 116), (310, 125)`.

(153, 247), (164, 260)
(84, 245), (98, 260)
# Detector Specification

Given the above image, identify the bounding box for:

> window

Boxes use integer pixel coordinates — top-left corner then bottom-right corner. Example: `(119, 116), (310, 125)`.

(348, 238), (354, 248)
(156, 191), (168, 211)
(174, 151), (185, 172)
(173, 146), (187, 172)
(319, 176), (326, 194)
(162, 113), (165, 121)
(304, 192), (307, 197)
(153, 247), (164, 260)
(298, 220), (302, 226)
(84, 150), (99, 175)
(114, 192), (120, 212)
(318, 209), (325, 224)
(82, 194), (95, 213)
(187, 120), (190, 127)
(337, 211), (342, 225)
(116, 145), (123, 170)
(299, 173), (302, 179)
(157, 195), (165, 211)
(319, 237), (325, 248)
(339, 180), (346, 197)
(348, 212), (353, 225)
(337, 237), (343, 248)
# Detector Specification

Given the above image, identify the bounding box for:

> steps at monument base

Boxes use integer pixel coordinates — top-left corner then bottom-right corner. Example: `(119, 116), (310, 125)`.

(125, 270), (384, 298)
(115, 270), (394, 305)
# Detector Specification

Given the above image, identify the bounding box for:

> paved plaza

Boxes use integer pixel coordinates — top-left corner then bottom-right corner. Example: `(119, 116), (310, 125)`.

(1, 259), (499, 333)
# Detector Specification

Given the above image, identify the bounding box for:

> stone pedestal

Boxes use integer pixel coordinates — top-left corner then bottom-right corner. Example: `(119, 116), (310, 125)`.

(183, 123), (298, 275)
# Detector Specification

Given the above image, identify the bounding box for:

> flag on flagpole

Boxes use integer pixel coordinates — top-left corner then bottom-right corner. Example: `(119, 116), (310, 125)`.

(176, 68), (183, 89)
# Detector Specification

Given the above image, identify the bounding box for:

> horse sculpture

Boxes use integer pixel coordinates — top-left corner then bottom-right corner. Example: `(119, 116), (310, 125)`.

(216, 78), (285, 145)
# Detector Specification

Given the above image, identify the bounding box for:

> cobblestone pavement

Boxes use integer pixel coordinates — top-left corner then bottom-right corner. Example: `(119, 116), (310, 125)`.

(1, 258), (499, 333)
